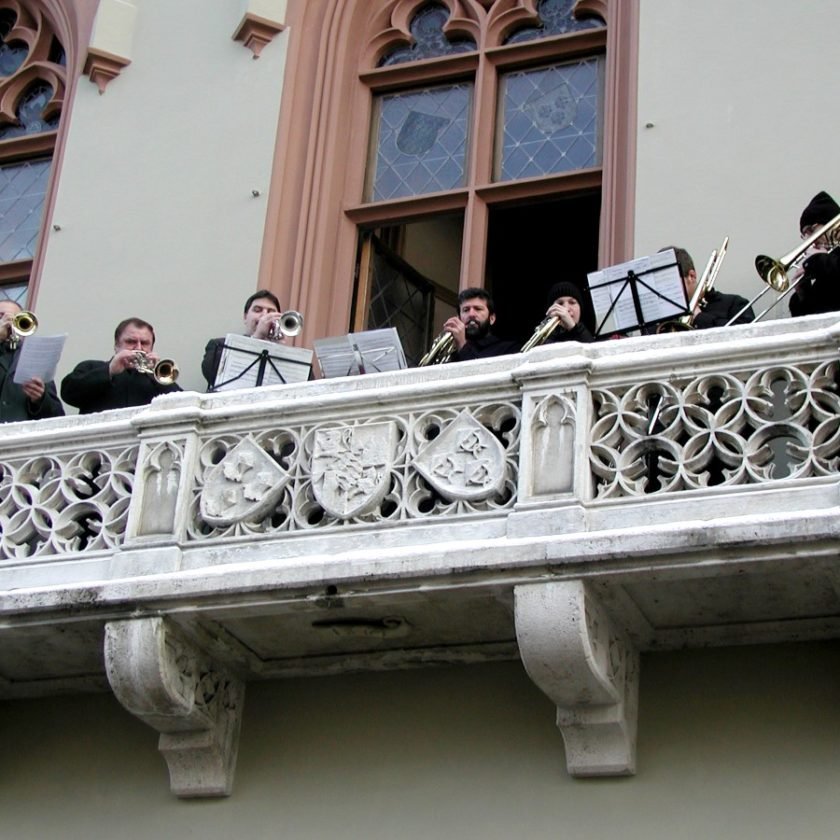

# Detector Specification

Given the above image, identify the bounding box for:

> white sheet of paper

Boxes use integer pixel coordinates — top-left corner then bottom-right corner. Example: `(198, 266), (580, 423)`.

(13, 334), (67, 384)
(214, 333), (313, 391)
(588, 250), (686, 333)
(314, 328), (407, 378)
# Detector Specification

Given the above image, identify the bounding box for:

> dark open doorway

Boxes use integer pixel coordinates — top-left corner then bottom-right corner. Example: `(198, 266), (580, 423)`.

(485, 191), (601, 345)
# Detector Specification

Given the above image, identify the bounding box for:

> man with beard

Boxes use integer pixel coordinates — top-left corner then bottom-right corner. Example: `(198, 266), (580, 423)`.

(442, 287), (520, 362)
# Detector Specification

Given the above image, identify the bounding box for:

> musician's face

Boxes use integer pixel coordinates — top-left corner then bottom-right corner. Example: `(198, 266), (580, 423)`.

(459, 297), (495, 338)
(244, 296), (279, 336)
(0, 299), (21, 342)
(801, 224), (832, 252)
(683, 269), (698, 298)
(553, 295), (581, 325)
(115, 325), (154, 353)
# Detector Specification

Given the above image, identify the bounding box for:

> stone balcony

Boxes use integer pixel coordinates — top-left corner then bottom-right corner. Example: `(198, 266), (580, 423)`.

(2, 312), (840, 794)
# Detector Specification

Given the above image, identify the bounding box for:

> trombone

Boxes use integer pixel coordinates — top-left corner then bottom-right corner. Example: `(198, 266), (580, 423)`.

(6, 310), (37, 350)
(726, 212), (840, 325)
(657, 237), (729, 333)
(419, 329), (456, 366)
(133, 352), (180, 385)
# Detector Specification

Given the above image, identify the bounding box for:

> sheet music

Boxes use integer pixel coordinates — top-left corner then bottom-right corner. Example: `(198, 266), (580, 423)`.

(588, 250), (687, 333)
(314, 328), (407, 378)
(13, 334), (67, 384)
(214, 333), (313, 391)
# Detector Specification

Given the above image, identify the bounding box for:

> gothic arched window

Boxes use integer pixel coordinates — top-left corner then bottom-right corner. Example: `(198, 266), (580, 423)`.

(0, 2), (66, 307)
(262, 0), (637, 360)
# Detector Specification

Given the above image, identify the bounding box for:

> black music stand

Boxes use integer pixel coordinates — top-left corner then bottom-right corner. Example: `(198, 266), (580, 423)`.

(588, 249), (688, 337)
(314, 328), (407, 378)
(211, 334), (313, 392)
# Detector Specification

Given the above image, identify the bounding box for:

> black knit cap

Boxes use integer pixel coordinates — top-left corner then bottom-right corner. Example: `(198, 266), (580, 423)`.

(800, 191), (840, 231)
(547, 281), (584, 306)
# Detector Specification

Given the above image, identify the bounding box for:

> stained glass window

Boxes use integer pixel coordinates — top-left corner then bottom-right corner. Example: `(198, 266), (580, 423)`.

(505, 0), (604, 45)
(0, 10), (26, 77)
(365, 235), (434, 367)
(0, 282), (27, 305)
(496, 57), (603, 181)
(0, 83), (59, 139)
(380, 3), (476, 67)
(369, 83), (472, 201)
(0, 159), (51, 262)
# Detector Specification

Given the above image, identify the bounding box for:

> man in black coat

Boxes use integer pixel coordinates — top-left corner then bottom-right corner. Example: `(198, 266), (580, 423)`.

(202, 289), (284, 389)
(789, 190), (840, 317)
(61, 317), (181, 414)
(0, 300), (64, 423)
(443, 287), (520, 362)
(666, 246), (754, 328)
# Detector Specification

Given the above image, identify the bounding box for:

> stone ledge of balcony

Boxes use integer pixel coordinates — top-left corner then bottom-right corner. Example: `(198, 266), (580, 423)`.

(1, 499), (838, 702)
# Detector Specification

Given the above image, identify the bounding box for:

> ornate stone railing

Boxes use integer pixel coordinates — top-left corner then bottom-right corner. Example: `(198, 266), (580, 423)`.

(2, 313), (839, 584)
(3, 313), (840, 795)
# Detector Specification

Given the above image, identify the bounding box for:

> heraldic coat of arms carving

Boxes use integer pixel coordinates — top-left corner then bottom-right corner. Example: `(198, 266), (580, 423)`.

(415, 410), (506, 501)
(311, 423), (398, 519)
(200, 437), (290, 527)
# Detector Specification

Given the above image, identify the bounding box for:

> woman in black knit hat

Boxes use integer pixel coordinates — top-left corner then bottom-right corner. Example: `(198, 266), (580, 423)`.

(540, 281), (595, 344)
(789, 190), (840, 317)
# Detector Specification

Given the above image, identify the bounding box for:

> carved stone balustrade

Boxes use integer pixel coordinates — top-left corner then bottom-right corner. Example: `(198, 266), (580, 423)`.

(2, 313), (840, 794)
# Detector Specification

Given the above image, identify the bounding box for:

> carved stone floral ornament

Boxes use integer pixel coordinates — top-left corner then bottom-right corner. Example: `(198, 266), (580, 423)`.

(415, 410), (506, 501)
(200, 437), (290, 526)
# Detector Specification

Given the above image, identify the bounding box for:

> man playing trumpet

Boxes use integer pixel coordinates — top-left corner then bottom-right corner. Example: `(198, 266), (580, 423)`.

(61, 317), (181, 414)
(0, 299), (64, 423)
(201, 289), (291, 388)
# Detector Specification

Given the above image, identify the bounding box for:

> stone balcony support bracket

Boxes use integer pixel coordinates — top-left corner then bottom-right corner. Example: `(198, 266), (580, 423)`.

(514, 580), (639, 777)
(104, 617), (245, 798)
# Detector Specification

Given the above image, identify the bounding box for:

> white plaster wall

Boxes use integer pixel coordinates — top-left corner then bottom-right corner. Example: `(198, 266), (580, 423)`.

(1, 645), (838, 839)
(635, 1), (840, 313)
(35, 0), (289, 394)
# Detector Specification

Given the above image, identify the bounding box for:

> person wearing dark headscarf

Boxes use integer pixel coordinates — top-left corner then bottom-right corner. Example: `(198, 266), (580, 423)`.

(540, 281), (595, 344)
(789, 190), (840, 317)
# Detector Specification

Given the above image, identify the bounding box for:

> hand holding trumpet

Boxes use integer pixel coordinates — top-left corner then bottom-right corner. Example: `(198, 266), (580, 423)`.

(109, 347), (160, 376)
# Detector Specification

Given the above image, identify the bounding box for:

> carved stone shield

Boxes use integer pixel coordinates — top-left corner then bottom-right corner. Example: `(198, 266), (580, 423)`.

(311, 423), (398, 519)
(415, 411), (506, 501)
(200, 437), (290, 527)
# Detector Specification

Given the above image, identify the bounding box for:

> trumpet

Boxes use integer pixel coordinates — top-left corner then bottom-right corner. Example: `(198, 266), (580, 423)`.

(657, 237), (729, 333)
(726, 211), (840, 325)
(267, 310), (304, 341)
(133, 351), (180, 385)
(419, 329), (456, 366)
(5, 310), (38, 350)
